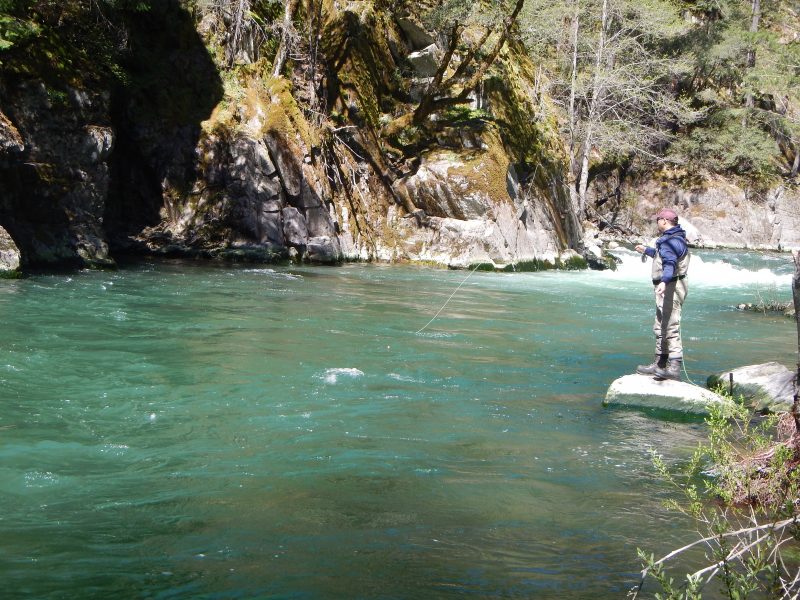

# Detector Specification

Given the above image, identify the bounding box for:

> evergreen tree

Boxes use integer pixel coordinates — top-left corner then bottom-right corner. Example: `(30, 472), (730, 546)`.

(666, 0), (800, 180)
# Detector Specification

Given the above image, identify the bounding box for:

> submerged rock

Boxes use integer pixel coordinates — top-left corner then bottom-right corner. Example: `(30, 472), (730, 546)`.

(604, 374), (732, 415)
(707, 362), (795, 413)
(735, 302), (794, 318)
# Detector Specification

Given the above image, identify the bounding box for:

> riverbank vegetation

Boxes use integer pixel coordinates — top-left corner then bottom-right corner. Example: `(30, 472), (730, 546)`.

(633, 401), (800, 598)
(518, 0), (799, 221)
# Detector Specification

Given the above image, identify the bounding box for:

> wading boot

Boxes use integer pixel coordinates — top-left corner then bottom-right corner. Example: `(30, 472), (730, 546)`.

(636, 355), (667, 376)
(653, 358), (682, 381)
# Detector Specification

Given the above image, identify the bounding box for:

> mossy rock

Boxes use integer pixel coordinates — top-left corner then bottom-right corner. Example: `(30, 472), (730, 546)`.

(320, 4), (401, 130)
(500, 259), (555, 272)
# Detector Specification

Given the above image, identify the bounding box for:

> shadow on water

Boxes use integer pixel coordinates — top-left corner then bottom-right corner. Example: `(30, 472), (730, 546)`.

(105, 0), (224, 250)
(602, 403), (710, 424)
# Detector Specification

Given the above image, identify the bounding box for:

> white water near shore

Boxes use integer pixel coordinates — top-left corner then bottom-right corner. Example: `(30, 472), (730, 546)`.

(607, 248), (793, 288)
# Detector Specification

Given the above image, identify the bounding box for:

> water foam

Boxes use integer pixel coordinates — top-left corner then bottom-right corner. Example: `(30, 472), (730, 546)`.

(322, 368), (365, 384)
(608, 249), (792, 288)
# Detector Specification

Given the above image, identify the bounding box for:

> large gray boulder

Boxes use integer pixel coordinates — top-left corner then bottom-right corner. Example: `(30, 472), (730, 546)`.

(604, 374), (732, 415)
(408, 44), (441, 78)
(707, 362), (795, 413)
(396, 16), (436, 50)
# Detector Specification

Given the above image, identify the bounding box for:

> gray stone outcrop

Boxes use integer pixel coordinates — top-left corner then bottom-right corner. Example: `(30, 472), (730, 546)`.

(0, 226), (21, 277)
(396, 16), (436, 50)
(138, 120), (343, 264)
(604, 374), (733, 415)
(373, 125), (578, 267)
(628, 178), (800, 250)
(707, 362), (795, 413)
(408, 44), (441, 78)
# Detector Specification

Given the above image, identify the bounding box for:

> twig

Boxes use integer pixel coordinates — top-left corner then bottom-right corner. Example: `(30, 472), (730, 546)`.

(632, 516), (799, 599)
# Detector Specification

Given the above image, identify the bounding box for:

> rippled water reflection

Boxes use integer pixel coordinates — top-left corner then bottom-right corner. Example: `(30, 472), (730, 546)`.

(0, 253), (794, 598)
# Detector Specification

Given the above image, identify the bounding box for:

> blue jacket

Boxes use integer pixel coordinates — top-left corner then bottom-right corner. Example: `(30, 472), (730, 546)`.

(644, 226), (688, 283)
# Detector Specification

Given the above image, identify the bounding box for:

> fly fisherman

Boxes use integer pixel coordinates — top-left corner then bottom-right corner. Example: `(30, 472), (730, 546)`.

(634, 208), (690, 381)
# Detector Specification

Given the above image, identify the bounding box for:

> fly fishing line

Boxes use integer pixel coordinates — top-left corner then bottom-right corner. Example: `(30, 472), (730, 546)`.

(416, 263), (484, 334)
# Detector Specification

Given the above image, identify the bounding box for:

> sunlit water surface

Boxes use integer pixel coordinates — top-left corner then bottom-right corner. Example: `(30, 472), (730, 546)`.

(0, 250), (795, 598)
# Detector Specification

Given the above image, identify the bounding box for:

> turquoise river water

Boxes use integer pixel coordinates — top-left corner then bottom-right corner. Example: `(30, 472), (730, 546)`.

(0, 249), (796, 599)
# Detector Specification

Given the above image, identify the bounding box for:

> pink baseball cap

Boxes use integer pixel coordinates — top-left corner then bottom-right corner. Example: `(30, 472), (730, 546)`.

(653, 208), (678, 221)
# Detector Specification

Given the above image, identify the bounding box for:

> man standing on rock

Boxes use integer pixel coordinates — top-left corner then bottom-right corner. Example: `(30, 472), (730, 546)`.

(634, 208), (690, 381)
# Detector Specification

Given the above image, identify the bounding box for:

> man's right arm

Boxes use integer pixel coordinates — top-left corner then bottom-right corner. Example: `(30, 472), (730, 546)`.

(635, 244), (655, 258)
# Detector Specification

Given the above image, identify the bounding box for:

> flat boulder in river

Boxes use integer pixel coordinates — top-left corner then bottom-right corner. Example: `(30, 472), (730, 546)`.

(604, 374), (732, 415)
(707, 362), (795, 413)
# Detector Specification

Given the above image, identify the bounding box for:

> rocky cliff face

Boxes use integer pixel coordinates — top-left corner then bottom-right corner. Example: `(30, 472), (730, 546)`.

(0, 80), (114, 268)
(7, 1), (786, 274)
(629, 178), (800, 250)
(0, 1), (589, 271)
(584, 172), (800, 251)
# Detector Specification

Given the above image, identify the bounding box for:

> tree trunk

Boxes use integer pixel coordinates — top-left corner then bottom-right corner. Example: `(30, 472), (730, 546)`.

(272, 0), (300, 78)
(567, 0), (580, 202)
(792, 250), (800, 433)
(226, 0), (251, 66)
(576, 0), (608, 218)
(743, 0), (760, 117)
(307, 0), (320, 107)
(412, 24), (461, 125)
(412, 0), (525, 125)
(747, 0), (761, 68)
(577, 121), (593, 217)
(792, 146), (800, 178)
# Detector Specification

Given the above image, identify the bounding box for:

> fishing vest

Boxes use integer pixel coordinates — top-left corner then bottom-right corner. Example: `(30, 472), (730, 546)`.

(651, 233), (690, 284)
